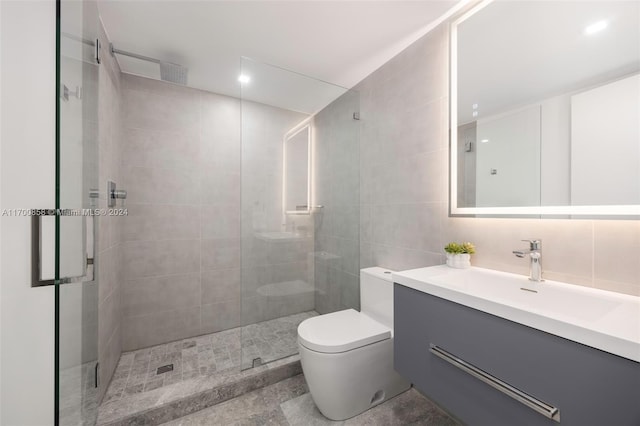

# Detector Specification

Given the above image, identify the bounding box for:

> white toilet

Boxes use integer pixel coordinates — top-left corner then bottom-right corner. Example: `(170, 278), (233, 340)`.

(297, 267), (410, 421)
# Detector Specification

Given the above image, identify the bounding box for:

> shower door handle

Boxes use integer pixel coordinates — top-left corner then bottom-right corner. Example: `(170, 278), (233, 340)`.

(31, 211), (95, 287)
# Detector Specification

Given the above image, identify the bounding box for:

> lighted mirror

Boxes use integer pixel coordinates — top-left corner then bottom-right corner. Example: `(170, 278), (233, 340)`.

(283, 123), (311, 215)
(450, 0), (640, 217)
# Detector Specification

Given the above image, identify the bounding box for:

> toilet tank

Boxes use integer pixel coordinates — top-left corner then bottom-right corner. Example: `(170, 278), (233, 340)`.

(360, 267), (395, 330)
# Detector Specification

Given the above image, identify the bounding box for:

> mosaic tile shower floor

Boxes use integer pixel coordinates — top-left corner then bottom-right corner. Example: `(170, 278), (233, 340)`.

(102, 311), (317, 405)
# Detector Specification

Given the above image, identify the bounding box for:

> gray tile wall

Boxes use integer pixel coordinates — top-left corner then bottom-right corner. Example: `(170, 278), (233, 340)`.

(119, 74), (240, 351)
(97, 22), (124, 402)
(119, 73), (312, 352)
(354, 23), (639, 297)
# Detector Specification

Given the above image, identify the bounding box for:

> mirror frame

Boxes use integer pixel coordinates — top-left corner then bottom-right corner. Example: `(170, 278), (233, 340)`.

(449, 0), (640, 219)
(283, 121), (312, 216)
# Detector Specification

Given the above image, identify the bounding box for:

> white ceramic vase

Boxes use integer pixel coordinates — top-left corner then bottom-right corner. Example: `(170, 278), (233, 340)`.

(446, 253), (471, 269)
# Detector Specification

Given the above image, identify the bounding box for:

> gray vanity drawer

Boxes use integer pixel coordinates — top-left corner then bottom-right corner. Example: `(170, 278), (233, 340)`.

(394, 283), (640, 426)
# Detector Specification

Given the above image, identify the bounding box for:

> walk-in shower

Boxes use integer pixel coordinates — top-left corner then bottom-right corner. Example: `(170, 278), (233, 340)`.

(55, 2), (360, 423)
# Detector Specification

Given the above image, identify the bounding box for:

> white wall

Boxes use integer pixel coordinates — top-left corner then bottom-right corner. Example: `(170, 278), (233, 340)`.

(0, 1), (56, 425)
(465, 72), (639, 209)
(461, 92), (573, 207)
(475, 105), (541, 207)
(571, 73), (640, 206)
(540, 94), (570, 206)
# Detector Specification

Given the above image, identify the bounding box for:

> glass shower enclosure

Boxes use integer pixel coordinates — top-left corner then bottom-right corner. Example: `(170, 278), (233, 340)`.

(239, 58), (361, 369)
(56, 0), (100, 424)
(53, 5), (361, 420)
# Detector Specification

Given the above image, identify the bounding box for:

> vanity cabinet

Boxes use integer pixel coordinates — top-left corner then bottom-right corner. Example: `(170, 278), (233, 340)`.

(394, 284), (640, 426)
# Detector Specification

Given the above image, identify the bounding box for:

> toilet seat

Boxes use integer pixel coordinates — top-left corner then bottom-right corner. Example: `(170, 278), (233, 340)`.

(298, 309), (390, 354)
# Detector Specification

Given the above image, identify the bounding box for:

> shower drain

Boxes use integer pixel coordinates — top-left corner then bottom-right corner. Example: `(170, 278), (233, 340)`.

(157, 364), (174, 375)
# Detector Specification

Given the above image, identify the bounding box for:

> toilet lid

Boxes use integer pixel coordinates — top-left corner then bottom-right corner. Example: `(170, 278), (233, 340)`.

(298, 309), (391, 354)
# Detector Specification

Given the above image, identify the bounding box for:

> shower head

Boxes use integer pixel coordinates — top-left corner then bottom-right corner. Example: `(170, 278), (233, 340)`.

(110, 44), (189, 86)
(160, 61), (188, 85)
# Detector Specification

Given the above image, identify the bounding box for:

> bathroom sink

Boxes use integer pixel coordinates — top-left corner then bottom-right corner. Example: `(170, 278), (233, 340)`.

(393, 266), (640, 362)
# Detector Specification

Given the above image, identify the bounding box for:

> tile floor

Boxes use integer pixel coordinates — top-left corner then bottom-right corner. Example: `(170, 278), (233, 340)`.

(97, 354), (303, 425)
(162, 374), (460, 425)
(102, 311), (317, 405)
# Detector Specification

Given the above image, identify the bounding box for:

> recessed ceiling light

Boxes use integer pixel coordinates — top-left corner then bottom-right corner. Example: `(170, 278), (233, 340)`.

(472, 103), (478, 110)
(481, 139), (489, 143)
(584, 20), (608, 35)
(238, 74), (251, 84)
(472, 111), (478, 117)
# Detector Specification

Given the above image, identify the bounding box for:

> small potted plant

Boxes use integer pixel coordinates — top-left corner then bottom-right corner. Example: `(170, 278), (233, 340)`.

(444, 242), (475, 269)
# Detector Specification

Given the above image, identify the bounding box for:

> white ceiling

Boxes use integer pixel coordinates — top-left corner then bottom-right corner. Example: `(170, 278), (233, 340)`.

(98, 0), (458, 113)
(457, 1), (640, 123)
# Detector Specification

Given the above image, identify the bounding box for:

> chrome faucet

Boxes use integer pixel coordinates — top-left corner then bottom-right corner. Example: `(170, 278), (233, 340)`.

(513, 239), (544, 282)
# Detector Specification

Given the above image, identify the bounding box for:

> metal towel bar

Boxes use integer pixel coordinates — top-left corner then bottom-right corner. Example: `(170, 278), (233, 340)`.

(429, 344), (560, 422)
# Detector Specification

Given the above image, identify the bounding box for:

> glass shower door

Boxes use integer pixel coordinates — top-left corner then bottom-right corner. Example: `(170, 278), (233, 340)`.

(239, 58), (355, 369)
(56, 0), (100, 424)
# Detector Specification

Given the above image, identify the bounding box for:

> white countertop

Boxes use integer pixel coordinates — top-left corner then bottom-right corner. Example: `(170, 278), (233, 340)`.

(393, 266), (640, 363)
